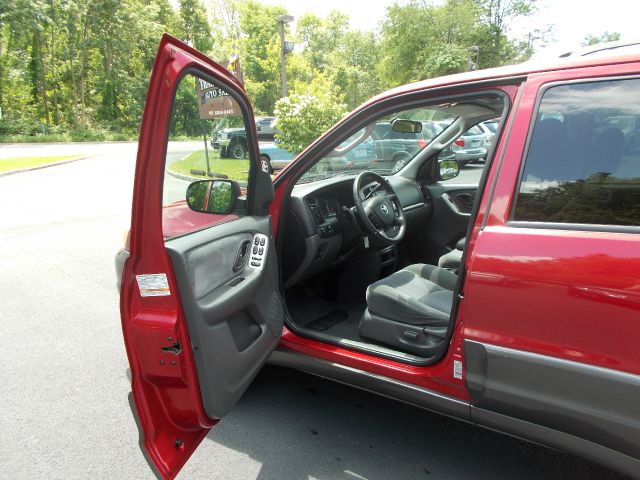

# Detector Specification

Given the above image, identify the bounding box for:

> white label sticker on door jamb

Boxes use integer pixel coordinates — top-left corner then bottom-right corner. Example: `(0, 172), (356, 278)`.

(136, 273), (171, 297)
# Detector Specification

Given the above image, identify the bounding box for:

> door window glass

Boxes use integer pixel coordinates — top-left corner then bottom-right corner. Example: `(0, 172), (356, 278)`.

(162, 73), (252, 239)
(513, 78), (640, 227)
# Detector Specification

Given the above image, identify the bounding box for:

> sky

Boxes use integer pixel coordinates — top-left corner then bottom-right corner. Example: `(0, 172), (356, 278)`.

(258, 0), (638, 57)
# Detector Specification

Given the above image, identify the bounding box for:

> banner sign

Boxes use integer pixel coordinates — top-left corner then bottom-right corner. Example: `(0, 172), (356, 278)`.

(195, 75), (241, 119)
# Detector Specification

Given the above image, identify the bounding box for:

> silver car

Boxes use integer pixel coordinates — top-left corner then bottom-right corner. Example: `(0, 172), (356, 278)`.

(478, 121), (496, 149)
(451, 124), (487, 166)
(256, 116), (278, 139)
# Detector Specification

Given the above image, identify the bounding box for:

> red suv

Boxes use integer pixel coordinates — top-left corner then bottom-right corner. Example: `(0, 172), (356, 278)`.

(117, 35), (640, 479)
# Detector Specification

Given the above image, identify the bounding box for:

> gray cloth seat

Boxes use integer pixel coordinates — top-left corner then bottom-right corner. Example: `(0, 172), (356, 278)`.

(438, 249), (463, 270)
(366, 264), (456, 324)
(438, 237), (466, 271)
(360, 264), (457, 357)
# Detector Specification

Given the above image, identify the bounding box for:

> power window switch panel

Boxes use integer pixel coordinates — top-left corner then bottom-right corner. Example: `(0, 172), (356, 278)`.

(250, 233), (268, 270)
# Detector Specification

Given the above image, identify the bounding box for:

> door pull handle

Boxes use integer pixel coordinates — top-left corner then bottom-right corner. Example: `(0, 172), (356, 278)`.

(233, 240), (251, 272)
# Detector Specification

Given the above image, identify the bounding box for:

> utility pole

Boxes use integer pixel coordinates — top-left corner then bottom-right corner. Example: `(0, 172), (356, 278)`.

(279, 14), (294, 98)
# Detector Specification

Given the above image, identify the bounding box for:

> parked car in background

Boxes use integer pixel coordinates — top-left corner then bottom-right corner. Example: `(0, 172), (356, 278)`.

(260, 135), (377, 174)
(450, 124), (487, 166)
(213, 117), (279, 157)
(258, 141), (294, 173)
(477, 121), (496, 150)
(328, 136), (377, 171)
(481, 119), (498, 133)
(371, 121), (428, 172)
(211, 127), (247, 158)
(256, 116), (278, 139)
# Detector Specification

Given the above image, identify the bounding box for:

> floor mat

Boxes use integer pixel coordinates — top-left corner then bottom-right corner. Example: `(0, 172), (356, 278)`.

(305, 309), (348, 332)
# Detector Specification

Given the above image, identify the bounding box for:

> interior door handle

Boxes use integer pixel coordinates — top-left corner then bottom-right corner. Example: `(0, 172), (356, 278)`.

(233, 240), (252, 272)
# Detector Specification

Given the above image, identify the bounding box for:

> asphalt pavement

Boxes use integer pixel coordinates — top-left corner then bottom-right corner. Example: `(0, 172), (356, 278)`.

(0, 142), (627, 479)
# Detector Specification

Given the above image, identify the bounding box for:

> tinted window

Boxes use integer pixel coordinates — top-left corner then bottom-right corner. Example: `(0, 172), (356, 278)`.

(513, 78), (640, 227)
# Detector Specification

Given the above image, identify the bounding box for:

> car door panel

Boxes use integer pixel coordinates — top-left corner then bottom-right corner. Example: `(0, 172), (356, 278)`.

(462, 68), (640, 474)
(444, 189), (476, 215)
(165, 216), (283, 419)
(410, 183), (477, 264)
(120, 34), (282, 480)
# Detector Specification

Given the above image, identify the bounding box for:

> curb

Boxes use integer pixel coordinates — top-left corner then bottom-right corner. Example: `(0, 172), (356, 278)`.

(166, 168), (249, 187)
(166, 168), (205, 182)
(0, 155), (93, 177)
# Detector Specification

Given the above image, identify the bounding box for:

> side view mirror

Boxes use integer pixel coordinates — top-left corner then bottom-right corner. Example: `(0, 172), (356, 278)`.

(186, 179), (241, 214)
(391, 118), (422, 134)
(438, 159), (460, 181)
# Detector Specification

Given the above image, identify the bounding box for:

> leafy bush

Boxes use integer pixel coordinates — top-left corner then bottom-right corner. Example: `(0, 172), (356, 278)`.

(274, 87), (347, 154)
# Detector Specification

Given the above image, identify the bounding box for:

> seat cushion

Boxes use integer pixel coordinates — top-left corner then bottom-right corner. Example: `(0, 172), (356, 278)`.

(365, 264), (457, 326)
(438, 249), (463, 271)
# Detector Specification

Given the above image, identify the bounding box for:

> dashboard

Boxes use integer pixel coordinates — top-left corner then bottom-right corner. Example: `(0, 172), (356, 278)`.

(282, 175), (432, 287)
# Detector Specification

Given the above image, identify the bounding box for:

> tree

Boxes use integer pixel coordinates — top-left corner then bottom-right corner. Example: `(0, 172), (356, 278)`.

(274, 75), (347, 154)
(0, 0), (549, 140)
(178, 0), (213, 53)
(472, 0), (540, 67)
(326, 29), (381, 109)
(297, 11), (348, 71)
(236, 0), (286, 114)
(295, 12), (380, 111)
(582, 31), (621, 47)
(379, 0), (541, 88)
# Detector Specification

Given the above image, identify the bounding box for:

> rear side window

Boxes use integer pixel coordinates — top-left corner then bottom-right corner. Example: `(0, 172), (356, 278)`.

(513, 78), (640, 227)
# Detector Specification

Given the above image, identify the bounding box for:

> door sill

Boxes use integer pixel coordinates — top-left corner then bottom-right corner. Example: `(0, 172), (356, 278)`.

(283, 315), (445, 367)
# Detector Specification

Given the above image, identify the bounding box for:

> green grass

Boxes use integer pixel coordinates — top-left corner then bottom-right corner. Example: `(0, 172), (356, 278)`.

(169, 150), (250, 182)
(0, 133), (205, 143)
(0, 155), (83, 173)
(0, 132), (136, 143)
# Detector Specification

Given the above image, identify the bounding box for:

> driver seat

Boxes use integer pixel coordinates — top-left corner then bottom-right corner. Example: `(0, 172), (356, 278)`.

(360, 264), (456, 357)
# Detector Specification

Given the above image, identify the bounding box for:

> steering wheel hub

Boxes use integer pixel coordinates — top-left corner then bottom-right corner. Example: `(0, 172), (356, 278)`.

(353, 171), (406, 245)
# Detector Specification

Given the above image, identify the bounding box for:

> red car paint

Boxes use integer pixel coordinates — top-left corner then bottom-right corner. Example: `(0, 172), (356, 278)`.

(121, 34), (640, 479)
(463, 66), (640, 376)
(120, 36), (255, 479)
(162, 200), (237, 239)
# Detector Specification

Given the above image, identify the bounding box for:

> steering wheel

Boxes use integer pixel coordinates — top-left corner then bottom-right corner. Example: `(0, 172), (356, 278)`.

(352, 171), (406, 245)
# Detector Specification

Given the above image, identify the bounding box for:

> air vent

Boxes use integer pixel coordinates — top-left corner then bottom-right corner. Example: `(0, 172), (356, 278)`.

(307, 200), (324, 225)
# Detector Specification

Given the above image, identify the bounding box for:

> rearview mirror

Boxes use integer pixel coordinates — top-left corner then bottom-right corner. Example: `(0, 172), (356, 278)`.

(186, 179), (241, 214)
(391, 118), (422, 134)
(438, 160), (459, 181)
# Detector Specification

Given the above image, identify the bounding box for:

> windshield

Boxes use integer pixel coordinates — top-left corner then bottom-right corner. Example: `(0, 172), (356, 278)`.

(298, 107), (455, 184)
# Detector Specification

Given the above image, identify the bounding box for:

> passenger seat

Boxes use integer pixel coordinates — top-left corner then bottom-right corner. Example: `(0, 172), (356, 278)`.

(438, 237), (465, 273)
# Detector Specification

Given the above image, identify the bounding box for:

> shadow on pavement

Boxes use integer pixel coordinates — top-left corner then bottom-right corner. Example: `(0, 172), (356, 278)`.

(202, 365), (625, 480)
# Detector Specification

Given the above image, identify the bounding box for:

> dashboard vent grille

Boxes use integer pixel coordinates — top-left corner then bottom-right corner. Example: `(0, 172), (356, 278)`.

(308, 202), (324, 225)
